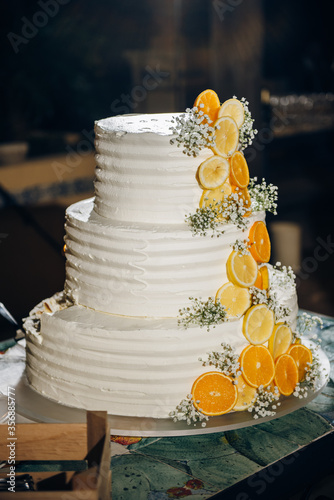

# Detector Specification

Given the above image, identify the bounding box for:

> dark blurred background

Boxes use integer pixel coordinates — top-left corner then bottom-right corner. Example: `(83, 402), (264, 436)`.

(1, 0), (334, 341)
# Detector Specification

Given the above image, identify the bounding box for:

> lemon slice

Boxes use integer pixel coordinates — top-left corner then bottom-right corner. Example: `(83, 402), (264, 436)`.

(226, 250), (258, 288)
(211, 116), (239, 158)
(242, 304), (275, 345)
(199, 181), (232, 209)
(259, 264), (270, 290)
(234, 374), (257, 411)
(268, 323), (292, 360)
(197, 156), (230, 189)
(218, 98), (245, 128)
(215, 282), (251, 319)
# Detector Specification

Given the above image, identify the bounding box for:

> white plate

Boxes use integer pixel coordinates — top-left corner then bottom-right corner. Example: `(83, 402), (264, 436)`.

(0, 341), (330, 436)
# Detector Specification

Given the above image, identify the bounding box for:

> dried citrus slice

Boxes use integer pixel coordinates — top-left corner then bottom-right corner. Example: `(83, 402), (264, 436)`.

(288, 344), (313, 382)
(240, 345), (275, 388)
(268, 323), (292, 360)
(274, 354), (298, 396)
(191, 371), (238, 416)
(197, 156), (230, 190)
(215, 282), (251, 319)
(226, 250), (258, 288)
(230, 151), (249, 189)
(259, 264), (269, 290)
(199, 181), (232, 210)
(249, 221), (271, 263)
(234, 374), (257, 411)
(211, 116), (239, 158)
(194, 89), (220, 124)
(243, 304), (275, 345)
(218, 98), (245, 128)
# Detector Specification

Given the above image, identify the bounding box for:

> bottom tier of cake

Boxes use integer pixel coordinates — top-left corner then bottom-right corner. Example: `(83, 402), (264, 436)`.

(24, 278), (297, 419)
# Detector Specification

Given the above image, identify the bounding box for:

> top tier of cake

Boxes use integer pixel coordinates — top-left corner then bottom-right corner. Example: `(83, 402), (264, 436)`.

(93, 113), (211, 225)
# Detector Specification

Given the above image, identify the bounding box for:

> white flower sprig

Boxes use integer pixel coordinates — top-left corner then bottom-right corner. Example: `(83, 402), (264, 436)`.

(248, 385), (281, 419)
(250, 285), (292, 323)
(178, 297), (227, 332)
(169, 394), (209, 427)
(233, 238), (250, 255)
(170, 107), (216, 157)
(236, 96), (258, 150)
(272, 262), (296, 289)
(199, 343), (241, 378)
(248, 177), (278, 215)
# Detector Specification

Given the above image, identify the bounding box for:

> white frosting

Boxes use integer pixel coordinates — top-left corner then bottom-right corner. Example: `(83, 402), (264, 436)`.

(94, 113), (212, 224)
(25, 112), (299, 419)
(64, 198), (266, 317)
(25, 282), (297, 418)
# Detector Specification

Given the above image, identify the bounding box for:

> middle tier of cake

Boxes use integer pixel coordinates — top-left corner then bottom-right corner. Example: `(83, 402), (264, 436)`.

(64, 197), (267, 318)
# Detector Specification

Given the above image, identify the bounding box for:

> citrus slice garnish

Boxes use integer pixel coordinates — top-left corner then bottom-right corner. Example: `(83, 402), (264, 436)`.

(226, 250), (258, 288)
(215, 282), (251, 319)
(242, 304), (275, 345)
(199, 181), (232, 209)
(248, 221), (271, 263)
(218, 98), (245, 128)
(234, 374), (257, 411)
(194, 89), (220, 124)
(211, 116), (239, 158)
(253, 270), (263, 289)
(197, 156), (230, 189)
(274, 354), (298, 396)
(259, 264), (270, 290)
(239, 345), (275, 388)
(230, 151), (250, 189)
(268, 323), (292, 360)
(191, 371), (238, 416)
(288, 344), (313, 382)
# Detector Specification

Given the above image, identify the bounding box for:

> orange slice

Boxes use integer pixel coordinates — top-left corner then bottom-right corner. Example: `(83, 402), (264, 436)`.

(194, 89), (220, 123)
(199, 181), (232, 209)
(268, 323), (293, 360)
(191, 371), (238, 416)
(234, 374), (257, 411)
(259, 264), (269, 290)
(240, 345), (275, 388)
(215, 282), (251, 319)
(226, 250), (258, 288)
(218, 98), (245, 128)
(243, 304), (275, 345)
(248, 221), (271, 263)
(211, 116), (239, 158)
(197, 156), (230, 190)
(274, 354), (298, 396)
(288, 344), (313, 382)
(230, 151), (250, 189)
(253, 270), (263, 289)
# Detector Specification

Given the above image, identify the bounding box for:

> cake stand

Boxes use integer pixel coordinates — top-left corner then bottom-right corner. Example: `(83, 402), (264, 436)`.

(0, 340), (330, 437)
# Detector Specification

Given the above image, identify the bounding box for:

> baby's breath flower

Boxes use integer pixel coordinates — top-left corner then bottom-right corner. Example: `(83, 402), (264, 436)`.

(248, 177), (278, 215)
(236, 96), (258, 150)
(248, 385), (281, 419)
(170, 107), (216, 157)
(250, 285), (292, 323)
(296, 312), (323, 336)
(199, 343), (241, 378)
(232, 238), (250, 255)
(169, 394), (209, 427)
(178, 297), (227, 332)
